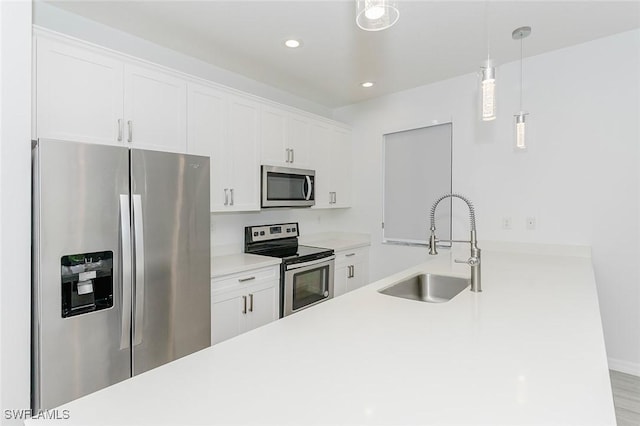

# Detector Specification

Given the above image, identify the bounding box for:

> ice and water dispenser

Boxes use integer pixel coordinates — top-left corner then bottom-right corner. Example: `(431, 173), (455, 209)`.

(61, 251), (114, 318)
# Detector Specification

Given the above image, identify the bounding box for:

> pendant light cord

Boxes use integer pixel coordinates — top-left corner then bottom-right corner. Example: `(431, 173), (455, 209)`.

(519, 37), (523, 111)
(485, 1), (490, 61)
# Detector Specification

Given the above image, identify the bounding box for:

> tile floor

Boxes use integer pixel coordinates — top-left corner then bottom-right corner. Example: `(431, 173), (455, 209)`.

(610, 370), (640, 426)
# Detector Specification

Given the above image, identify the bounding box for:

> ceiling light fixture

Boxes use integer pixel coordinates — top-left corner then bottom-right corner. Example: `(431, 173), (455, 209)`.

(480, 2), (496, 121)
(356, 0), (399, 32)
(361, 81), (374, 88)
(284, 39), (301, 48)
(512, 26), (531, 150)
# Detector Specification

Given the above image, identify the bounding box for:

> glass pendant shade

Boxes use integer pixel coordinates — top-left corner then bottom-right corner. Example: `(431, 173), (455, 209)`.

(356, 0), (399, 31)
(515, 112), (528, 150)
(480, 59), (496, 121)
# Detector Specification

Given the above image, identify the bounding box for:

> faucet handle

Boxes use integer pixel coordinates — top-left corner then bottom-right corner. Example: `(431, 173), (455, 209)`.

(455, 257), (480, 266)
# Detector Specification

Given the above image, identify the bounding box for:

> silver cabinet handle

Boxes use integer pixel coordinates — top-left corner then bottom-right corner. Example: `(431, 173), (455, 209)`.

(285, 148), (290, 163)
(238, 276), (256, 283)
(242, 295), (247, 314)
(345, 253), (356, 257)
(291, 148), (294, 163)
(224, 188), (229, 206)
(230, 188), (234, 206)
(127, 120), (133, 143)
(352, 265), (355, 278)
(348, 265), (355, 278)
(132, 194), (145, 346)
(249, 294), (254, 312)
(119, 195), (132, 350)
(117, 119), (123, 142)
(333, 192), (337, 204)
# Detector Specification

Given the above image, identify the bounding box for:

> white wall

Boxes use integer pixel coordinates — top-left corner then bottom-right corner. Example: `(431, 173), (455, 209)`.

(334, 29), (640, 374)
(0, 0), (32, 423)
(32, 1), (333, 119)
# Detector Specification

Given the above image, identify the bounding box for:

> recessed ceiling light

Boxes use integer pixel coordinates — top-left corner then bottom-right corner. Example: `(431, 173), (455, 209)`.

(361, 81), (374, 88)
(284, 39), (301, 48)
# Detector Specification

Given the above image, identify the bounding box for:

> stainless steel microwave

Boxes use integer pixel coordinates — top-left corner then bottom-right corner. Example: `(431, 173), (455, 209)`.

(261, 165), (315, 208)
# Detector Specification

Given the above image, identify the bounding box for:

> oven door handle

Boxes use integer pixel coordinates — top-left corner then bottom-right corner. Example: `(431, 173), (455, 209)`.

(286, 255), (335, 271)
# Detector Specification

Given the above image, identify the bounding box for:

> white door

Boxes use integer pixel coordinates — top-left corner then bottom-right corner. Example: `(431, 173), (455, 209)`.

(36, 37), (124, 145)
(310, 122), (332, 208)
(227, 95), (260, 211)
(246, 282), (278, 332)
(331, 128), (352, 208)
(124, 64), (187, 152)
(260, 105), (287, 165)
(211, 290), (245, 345)
(286, 113), (311, 168)
(187, 83), (229, 211)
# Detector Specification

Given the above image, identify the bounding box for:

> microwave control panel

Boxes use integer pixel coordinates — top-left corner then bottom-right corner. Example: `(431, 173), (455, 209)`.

(245, 222), (299, 243)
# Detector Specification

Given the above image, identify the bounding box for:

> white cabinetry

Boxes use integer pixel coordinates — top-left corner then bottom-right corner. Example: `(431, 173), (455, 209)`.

(36, 36), (187, 152)
(260, 105), (311, 168)
(334, 247), (369, 297)
(187, 83), (260, 212)
(211, 265), (279, 345)
(311, 124), (352, 208)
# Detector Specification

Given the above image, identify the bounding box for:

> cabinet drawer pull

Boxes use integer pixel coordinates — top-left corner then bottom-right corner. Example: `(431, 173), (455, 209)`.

(345, 253), (356, 257)
(127, 120), (133, 143)
(249, 294), (254, 312)
(117, 119), (123, 142)
(242, 295), (247, 314)
(238, 276), (256, 283)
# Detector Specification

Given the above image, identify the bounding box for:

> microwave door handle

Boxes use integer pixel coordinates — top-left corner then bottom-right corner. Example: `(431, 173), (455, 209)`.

(304, 176), (312, 201)
(132, 194), (145, 346)
(119, 195), (132, 350)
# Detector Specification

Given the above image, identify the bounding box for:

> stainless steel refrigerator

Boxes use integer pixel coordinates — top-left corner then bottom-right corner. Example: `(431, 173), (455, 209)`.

(32, 138), (211, 411)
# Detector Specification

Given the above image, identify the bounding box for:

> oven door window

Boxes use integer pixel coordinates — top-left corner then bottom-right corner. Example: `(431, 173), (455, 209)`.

(292, 265), (329, 311)
(266, 172), (313, 201)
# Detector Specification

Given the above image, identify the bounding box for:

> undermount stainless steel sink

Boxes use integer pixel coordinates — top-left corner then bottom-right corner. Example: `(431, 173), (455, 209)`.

(378, 273), (470, 303)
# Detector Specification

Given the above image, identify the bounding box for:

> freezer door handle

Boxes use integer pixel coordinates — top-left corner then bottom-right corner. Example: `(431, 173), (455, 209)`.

(119, 195), (132, 350)
(132, 194), (145, 346)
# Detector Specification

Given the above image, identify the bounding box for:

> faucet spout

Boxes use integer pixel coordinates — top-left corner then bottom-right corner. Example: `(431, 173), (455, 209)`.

(428, 194), (482, 292)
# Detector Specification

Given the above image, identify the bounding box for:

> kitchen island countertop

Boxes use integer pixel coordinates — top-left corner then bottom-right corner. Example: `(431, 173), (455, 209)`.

(29, 246), (615, 425)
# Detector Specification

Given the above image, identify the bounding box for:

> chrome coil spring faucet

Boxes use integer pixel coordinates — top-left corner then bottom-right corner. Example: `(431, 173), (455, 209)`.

(429, 193), (482, 292)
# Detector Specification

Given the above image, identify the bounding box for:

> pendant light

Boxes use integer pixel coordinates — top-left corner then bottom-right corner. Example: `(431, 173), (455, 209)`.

(512, 26), (531, 150)
(480, 2), (496, 121)
(356, 0), (399, 31)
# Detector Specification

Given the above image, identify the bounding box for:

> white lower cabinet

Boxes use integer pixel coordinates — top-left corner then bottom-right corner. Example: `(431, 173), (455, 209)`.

(334, 247), (370, 297)
(211, 265), (279, 345)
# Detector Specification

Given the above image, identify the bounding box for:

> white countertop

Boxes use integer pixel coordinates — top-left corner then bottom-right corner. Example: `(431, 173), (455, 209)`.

(32, 247), (615, 425)
(299, 231), (370, 251)
(211, 253), (281, 278)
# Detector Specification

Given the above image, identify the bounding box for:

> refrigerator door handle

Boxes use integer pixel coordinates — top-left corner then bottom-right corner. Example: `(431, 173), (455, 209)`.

(132, 194), (145, 346)
(119, 195), (132, 350)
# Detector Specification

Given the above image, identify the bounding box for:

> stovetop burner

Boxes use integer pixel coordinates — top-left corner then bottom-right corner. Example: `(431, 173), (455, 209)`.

(244, 223), (333, 264)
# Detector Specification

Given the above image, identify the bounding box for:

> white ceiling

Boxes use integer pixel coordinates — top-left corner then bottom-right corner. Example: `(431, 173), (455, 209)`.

(46, 1), (640, 109)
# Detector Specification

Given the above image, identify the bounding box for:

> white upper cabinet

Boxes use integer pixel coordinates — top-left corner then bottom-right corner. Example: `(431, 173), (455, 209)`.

(36, 37), (124, 146)
(187, 83), (260, 212)
(311, 124), (352, 209)
(123, 64), (187, 152)
(36, 36), (187, 153)
(260, 105), (311, 168)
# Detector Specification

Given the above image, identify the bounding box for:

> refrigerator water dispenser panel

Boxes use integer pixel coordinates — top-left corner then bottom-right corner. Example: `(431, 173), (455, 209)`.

(61, 251), (113, 318)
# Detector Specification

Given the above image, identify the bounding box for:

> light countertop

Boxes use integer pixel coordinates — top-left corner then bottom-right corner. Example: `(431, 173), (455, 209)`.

(32, 247), (615, 425)
(299, 231), (370, 252)
(211, 253), (281, 278)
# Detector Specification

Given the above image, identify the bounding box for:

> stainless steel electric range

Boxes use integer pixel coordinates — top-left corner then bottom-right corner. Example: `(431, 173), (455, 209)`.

(245, 223), (334, 317)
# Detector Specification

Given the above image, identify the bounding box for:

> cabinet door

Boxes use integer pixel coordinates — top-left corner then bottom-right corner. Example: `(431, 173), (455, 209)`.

(333, 264), (348, 297)
(124, 64), (187, 152)
(310, 122), (332, 208)
(345, 260), (366, 293)
(211, 289), (245, 345)
(187, 83), (229, 211)
(36, 37), (124, 145)
(286, 113), (311, 168)
(227, 95), (260, 211)
(246, 280), (279, 332)
(330, 128), (352, 208)
(260, 105), (287, 165)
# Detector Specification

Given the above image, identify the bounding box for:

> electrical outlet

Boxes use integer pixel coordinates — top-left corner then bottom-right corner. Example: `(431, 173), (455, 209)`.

(501, 217), (512, 230)
(526, 216), (536, 230)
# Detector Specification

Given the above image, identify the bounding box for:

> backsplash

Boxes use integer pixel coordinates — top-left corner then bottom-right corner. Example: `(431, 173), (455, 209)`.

(211, 208), (348, 256)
